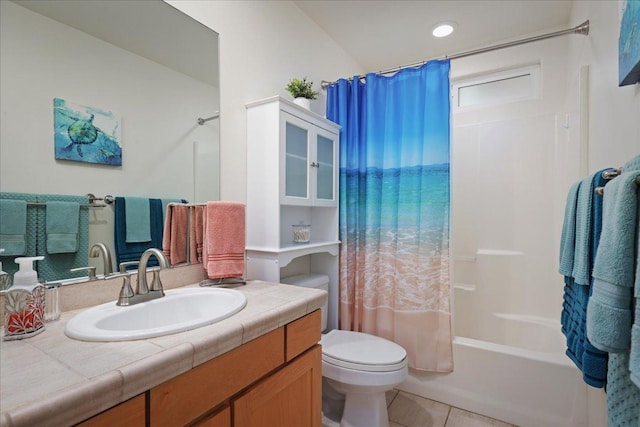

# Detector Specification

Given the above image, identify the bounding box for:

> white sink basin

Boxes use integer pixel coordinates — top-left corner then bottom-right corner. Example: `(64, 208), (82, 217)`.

(65, 287), (247, 342)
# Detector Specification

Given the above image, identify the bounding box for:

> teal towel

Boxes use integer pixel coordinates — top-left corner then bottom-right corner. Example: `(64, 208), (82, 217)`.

(631, 185), (640, 387)
(572, 172), (598, 286)
(46, 201), (79, 254)
(125, 197), (151, 243)
(0, 199), (27, 256)
(587, 155), (640, 353)
(559, 181), (581, 277)
(36, 194), (89, 282)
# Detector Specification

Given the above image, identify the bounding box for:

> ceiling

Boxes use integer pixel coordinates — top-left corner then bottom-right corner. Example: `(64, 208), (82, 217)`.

(294, 0), (575, 73)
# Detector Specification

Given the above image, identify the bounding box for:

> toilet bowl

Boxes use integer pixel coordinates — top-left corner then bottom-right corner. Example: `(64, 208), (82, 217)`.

(321, 330), (408, 427)
(280, 274), (408, 427)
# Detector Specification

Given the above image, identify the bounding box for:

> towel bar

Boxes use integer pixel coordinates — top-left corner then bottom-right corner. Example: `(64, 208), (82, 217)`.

(594, 175), (640, 196)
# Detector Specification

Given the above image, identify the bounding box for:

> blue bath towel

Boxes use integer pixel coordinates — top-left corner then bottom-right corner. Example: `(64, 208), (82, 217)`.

(124, 197), (151, 243)
(0, 193), (37, 278)
(587, 156), (640, 353)
(45, 201), (79, 254)
(0, 199), (27, 256)
(630, 185), (640, 388)
(114, 197), (163, 269)
(606, 352), (640, 427)
(559, 170), (609, 388)
(559, 181), (581, 278)
(35, 194), (89, 282)
(572, 172), (599, 286)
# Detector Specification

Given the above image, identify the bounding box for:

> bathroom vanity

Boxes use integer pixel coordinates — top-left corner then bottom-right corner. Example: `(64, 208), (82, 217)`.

(0, 272), (326, 427)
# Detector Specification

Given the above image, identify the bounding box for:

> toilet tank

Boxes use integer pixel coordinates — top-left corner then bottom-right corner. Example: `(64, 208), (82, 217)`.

(281, 273), (329, 331)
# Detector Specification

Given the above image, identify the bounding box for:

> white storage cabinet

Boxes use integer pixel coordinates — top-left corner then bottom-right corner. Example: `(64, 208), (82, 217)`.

(246, 96), (340, 330)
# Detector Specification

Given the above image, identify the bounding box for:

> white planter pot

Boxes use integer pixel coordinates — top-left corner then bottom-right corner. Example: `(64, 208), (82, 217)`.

(293, 97), (311, 109)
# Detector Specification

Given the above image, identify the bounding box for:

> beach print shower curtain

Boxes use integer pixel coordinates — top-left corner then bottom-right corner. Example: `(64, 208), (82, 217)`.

(326, 60), (452, 371)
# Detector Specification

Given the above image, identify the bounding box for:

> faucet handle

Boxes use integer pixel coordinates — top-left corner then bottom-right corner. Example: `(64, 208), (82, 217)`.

(149, 270), (165, 294)
(119, 261), (139, 273)
(117, 275), (135, 306)
(70, 266), (97, 281)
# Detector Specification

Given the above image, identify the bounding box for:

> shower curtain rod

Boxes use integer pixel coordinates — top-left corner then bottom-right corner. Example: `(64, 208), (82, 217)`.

(321, 20), (589, 89)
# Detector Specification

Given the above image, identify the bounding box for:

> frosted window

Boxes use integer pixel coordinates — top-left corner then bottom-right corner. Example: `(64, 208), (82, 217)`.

(454, 64), (540, 109)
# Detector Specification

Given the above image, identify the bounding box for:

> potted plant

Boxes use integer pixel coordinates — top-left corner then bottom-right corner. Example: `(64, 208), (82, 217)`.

(285, 77), (319, 109)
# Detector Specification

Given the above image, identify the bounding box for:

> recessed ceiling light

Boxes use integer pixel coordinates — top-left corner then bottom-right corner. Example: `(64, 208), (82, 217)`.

(432, 22), (456, 38)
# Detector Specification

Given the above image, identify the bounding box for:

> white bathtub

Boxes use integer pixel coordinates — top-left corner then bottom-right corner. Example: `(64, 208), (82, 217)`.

(398, 312), (606, 427)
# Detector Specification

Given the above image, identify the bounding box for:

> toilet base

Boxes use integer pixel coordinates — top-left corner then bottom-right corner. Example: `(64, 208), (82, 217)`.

(323, 377), (393, 427)
(341, 391), (389, 427)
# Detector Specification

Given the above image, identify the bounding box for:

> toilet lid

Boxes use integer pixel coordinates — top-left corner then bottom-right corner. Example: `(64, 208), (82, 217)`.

(321, 330), (407, 372)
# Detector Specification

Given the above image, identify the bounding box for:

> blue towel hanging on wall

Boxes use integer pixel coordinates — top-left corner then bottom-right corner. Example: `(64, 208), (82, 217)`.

(114, 197), (164, 269)
(36, 194), (89, 283)
(559, 169), (610, 388)
(0, 193), (37, 278)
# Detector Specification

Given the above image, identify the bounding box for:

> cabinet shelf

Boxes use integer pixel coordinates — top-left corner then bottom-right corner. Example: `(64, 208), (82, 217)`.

(246, 240), (340, 255)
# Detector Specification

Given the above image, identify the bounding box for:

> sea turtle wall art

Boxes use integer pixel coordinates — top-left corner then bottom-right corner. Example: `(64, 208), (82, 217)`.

(53, 98), (122, 166)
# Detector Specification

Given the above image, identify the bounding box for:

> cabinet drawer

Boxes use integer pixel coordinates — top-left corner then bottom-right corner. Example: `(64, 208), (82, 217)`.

(150, 327), (285, 427)
(286, 310), (321, 361)
(76, 393), (145, 427)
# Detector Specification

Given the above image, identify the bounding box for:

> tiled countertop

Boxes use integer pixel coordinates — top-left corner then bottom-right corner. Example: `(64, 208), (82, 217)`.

(0, 279), (327, 427)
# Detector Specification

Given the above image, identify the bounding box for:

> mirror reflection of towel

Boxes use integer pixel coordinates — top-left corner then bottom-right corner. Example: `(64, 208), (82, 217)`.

(46, 201), (79, 254)
(124, 197), (151, 243)
(0, 199), (27, 256)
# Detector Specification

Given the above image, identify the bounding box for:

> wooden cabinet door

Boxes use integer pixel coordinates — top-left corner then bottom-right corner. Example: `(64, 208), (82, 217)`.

(76, 393), (146, 427)
(192, 405), (231, 427)
(233, 345), (322, 427)
(150, 328), (284, 427)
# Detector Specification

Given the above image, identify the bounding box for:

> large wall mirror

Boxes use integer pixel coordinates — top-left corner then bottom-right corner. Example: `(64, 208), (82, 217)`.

(0, 0), (219, 282)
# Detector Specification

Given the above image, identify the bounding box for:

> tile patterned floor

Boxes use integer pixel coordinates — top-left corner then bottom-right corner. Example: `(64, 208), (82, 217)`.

(386, 390), (517, 427)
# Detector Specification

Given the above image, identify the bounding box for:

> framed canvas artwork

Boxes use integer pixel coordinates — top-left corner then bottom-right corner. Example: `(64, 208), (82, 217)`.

(619, 0), (640, 86)
(53, 98), (122, 166)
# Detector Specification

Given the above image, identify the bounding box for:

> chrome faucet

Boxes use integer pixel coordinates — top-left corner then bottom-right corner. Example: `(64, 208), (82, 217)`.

(90, 243), (113, 277)
(116, 248), (169, 306)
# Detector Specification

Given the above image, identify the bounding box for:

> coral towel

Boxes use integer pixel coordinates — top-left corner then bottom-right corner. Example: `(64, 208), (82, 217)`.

(162, 203), (189, 265)
(190, 205), (205, 264)
(203, 201), (245, 279)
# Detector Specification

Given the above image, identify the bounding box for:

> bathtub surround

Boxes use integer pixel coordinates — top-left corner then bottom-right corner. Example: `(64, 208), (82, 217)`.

(559, 169), (609, 388)
(326, 60), (452, 372)
(586, 154), (640, 426)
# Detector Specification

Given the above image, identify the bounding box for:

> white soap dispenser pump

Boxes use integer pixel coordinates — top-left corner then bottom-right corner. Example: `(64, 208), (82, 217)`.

(3, 256), (46, 340)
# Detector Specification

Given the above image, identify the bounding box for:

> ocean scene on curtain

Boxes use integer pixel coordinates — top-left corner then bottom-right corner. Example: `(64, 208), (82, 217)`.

(326, 60), (452, 372)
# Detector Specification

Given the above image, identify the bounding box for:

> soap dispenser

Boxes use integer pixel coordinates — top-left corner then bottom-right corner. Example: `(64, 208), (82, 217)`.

(3, 256), (46, 340)
(0, 249), (10, 291)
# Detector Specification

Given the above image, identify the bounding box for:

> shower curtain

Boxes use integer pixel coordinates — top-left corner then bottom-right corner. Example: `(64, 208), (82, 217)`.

(326, 60), (452, 372)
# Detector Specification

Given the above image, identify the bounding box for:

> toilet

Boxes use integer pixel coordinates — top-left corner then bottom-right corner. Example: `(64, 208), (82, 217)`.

(281, 274), (408, 427)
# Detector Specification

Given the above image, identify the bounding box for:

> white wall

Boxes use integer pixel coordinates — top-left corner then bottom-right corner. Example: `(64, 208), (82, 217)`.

(568, 1), (640, 170)
(166, 0), (364, 202)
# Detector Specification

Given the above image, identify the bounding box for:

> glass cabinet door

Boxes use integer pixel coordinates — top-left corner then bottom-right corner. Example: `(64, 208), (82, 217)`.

(284, 121), (309, 199)
(315, 133), (335, 203)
